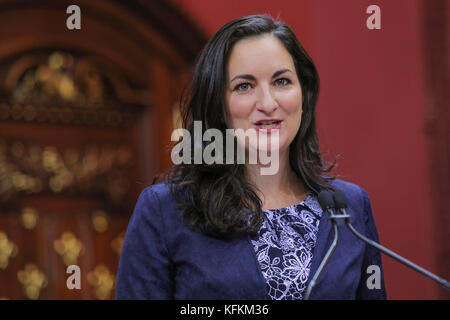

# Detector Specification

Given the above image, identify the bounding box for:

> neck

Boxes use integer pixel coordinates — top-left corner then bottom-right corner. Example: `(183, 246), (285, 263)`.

(245, 151), (309, 210)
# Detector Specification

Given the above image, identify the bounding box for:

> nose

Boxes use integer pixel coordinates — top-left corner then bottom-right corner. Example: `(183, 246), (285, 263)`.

(255, 85), (278, 114)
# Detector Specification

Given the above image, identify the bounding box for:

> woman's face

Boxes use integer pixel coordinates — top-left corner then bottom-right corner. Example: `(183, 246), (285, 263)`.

(225, 34), (303, 157)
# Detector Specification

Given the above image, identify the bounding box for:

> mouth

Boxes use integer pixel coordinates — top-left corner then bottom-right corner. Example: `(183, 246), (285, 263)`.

(254, 119), (282, 130)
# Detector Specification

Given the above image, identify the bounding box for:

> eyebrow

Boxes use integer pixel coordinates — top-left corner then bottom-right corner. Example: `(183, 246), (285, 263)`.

(230, 68), (293, 83)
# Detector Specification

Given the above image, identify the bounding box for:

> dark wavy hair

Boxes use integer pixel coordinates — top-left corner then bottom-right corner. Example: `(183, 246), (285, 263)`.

(162, 14), (336, 240)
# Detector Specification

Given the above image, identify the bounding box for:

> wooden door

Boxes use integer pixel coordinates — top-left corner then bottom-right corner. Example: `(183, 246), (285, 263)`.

(0, 0), (205, 299)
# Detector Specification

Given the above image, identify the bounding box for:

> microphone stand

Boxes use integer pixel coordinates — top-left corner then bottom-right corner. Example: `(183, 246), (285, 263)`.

(303, 211), (339, 300)
(334, 209), (450, 291)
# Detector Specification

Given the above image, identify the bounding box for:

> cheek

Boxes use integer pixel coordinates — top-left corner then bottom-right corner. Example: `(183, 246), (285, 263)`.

(279, 89), (303, 139)
(226, 95), (254, 127)
(279, 89), (302, 114)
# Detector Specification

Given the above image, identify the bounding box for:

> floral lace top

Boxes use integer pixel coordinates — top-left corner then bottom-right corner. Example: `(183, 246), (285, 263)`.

(250, 193), (323, 300)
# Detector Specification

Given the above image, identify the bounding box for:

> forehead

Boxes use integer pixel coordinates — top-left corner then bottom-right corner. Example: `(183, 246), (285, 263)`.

(227, 34), (295, 76)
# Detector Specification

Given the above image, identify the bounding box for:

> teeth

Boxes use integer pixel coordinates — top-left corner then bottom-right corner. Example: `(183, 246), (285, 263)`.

(260, 123), (277, 129)
(257, 121), (279, 129)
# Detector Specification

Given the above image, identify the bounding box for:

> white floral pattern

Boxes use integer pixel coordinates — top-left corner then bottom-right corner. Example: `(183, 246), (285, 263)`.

(250, 193), (322, 300)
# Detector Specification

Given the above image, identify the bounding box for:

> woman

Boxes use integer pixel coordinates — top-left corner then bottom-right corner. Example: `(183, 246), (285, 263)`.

(116, 14), (386, 300)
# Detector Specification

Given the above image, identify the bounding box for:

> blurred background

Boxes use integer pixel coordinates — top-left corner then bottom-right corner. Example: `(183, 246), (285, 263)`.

(0, 0), (448, 300)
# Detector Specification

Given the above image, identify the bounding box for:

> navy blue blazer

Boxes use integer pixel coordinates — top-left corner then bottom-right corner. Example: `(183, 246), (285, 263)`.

(116, 178), (386, 300)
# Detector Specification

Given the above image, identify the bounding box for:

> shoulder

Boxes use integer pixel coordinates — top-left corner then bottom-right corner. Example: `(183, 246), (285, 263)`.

(328, 178), (369, 201)
(138, 181), (179, 207)
(132, 181), (184, 228)
(125, 181), (176, 227)
(327, 178), (372, 222)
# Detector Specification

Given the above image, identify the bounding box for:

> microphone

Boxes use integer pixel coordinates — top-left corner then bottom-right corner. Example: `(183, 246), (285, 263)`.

(304, 190), (339, 300)
(333, 189), (450, 291)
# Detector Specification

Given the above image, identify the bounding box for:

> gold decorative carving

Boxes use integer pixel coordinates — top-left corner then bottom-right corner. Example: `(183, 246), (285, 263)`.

(17, 264), (47, 300)
(87, 265), (115, 300)
(0, 137), (133, 204)
(53, 232), (84, 266)
(111, 231), (125, 256)
(0, 231), (18, 270)
(0, 51), (151, 127)
(92, 210), (109, 233)
(21, 207), (39, 230)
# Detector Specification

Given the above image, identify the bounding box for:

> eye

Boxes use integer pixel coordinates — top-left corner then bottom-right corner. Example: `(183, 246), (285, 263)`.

(234, 82), (252, 92)
(275, 78), (291, 86)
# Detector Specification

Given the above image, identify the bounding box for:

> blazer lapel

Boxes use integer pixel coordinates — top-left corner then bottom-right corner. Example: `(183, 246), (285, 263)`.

(304, 180), (335, 298)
